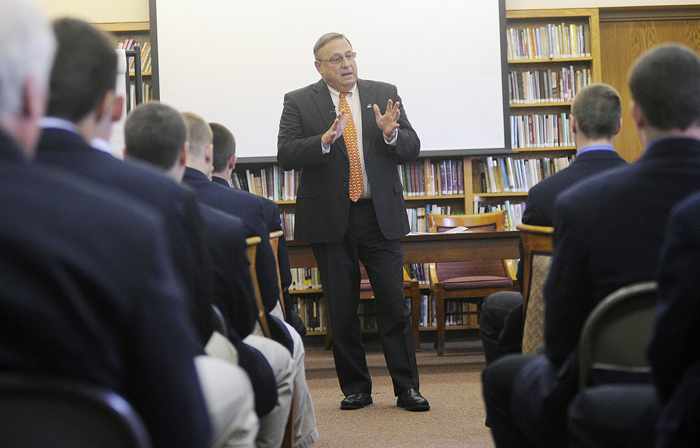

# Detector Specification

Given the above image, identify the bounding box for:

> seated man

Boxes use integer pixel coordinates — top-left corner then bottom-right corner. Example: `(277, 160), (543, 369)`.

(209, 121), (306, 337)
(482, 43), (700, 448)
(182, 112), (318, 448)
(0, 2), (253, 447)
(33, 17), (258, 447)
(124, 101), (299, 448)
(479, 83), (628, 364)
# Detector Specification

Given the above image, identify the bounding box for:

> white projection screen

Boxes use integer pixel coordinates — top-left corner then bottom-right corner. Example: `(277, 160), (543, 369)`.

(150, 0), (510, 161)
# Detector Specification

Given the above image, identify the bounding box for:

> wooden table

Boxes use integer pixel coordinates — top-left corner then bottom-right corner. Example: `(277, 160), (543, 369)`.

(286, 230), (521, 350)
(286, 230), (521, 267)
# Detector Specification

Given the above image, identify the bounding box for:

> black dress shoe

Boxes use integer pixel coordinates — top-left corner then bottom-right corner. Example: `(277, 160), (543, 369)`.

(340, 392), (373, 410)
(397, 388), (430, 411)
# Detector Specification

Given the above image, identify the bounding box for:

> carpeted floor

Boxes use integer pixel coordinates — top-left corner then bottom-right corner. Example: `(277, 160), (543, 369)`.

(304, 338), (495, 448)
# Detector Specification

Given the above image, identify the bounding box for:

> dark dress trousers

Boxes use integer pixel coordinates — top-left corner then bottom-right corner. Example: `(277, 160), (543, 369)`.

(277, 79), (420, 396)
(35, 127), (214, 346)
(480, 149), (628, 363)
(483, 137), (700, 448)
(0, 130), (210, 448)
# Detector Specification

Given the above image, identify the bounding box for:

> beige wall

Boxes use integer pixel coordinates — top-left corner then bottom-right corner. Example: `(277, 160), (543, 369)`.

(36, 0), (700, 23)
(36, 0), (149, 23)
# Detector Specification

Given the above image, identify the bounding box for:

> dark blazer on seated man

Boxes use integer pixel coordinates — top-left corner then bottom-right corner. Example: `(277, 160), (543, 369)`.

(0, 130), (211, 448)
(482, 44), (700, 448)
(35, 126), (215, 345)
(184, 166), (294, 352)
(479, 83), (629, 365)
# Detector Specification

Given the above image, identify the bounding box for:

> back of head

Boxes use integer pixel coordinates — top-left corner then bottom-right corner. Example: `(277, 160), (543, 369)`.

(0, 0), (55, 118)
(210, 122), (236, 173)
(182, 112), (212, 157)
(628, 43), (700, 131)
(47, 18), (117, 122)
(125, 102), (187, 171)
(571, 83), (622, 140)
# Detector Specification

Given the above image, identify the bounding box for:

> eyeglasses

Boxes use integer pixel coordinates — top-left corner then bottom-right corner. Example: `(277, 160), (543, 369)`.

(317, 52), (357, 65)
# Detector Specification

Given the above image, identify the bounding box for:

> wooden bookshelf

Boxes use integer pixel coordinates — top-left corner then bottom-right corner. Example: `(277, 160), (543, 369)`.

(94, 22), (153, 107)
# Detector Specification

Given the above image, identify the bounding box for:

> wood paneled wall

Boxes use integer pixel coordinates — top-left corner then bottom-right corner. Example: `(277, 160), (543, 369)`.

(600, 6), (700, 162)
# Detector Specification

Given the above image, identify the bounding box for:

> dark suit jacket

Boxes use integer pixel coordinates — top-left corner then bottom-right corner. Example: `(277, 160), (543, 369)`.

(544, 138), (700, 366)
(511, 138), (700, 445)
(183, 168), (293, 353)
(649, 190), (700, 403)
(0, 130), (210, 448)
(213, 176), (297, 326)
(277, 79), (420, 242)
(515, 149), (628, 286)
(35, 127), (214, 345)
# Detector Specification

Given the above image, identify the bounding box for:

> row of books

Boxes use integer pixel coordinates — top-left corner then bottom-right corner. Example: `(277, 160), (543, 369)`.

(232, 166), (300, 202)
(398, 159), (464, 197)
(473, 200), (526, 231)
(127, 82), (152, 111)
(280, 212), (295, 241)
(237, 158), (466, 202)
(511, 112), (575, 149)
(507, 23), (590, 61)
(289, 292), (476, 332)
(290, 295), (327, 333)
(406, 205), (454, 233)
(508, 67), (592, 104)
(289, 267), (321, 291)
(117, 40), (152, 75)
(479, 155), (574, 194)
(405, 263), (430, 286)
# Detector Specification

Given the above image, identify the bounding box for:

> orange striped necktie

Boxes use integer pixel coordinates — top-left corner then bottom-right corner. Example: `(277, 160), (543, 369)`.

(339, 92), (364, 202)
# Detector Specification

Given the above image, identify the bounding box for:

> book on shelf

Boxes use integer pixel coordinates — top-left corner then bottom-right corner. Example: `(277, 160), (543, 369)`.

(508, 67), (592, 105)
(479, 155), (574, 194)
(507, 22), (588, 60)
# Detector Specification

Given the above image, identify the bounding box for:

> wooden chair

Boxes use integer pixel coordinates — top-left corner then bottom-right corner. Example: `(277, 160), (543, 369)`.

(245, 236), (271, 337)
(0, 373), (152, 448)
(427, 210), (519, 356)
(578, 281), (659, 391)
(247, 235), (295, 448)
(323, 265), (421, 351)
(517, 224), (554, 354)
(269, 230), (288, 320)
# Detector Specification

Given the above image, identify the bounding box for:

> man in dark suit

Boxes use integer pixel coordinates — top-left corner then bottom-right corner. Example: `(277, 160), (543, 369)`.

(482, 43), (700, 448)
(182, 112), (319, 448)
(479, 83), (629, 364)
(33, 18), (259, 447)
(210, 121), (306, 337)
(124, 102), (300, 448)
(277, 32), (427, 411)
(0, 2), (213, 447)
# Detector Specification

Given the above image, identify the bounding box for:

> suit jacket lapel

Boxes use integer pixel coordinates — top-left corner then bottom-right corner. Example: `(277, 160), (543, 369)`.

(358, 80), (376, 156)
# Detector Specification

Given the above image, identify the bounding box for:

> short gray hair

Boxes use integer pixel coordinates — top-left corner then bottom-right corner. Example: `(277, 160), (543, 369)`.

(313, 33), (351, 60)
(0, 0), (56, 115)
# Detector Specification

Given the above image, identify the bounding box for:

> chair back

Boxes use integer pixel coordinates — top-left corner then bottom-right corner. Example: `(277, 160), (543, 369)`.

(517, 224), (554, 354)
(0, 373), (152, 448)
(246, 235), (272, 337)
(578, 281), (659, 390)
(427, 211), (514, 284)
(427, 210), (507, 233)
(269, 230), (287, 320)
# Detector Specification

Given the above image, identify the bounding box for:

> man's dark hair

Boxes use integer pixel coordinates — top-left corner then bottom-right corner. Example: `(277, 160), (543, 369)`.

(47, 18), (117, 122)
(628, 43), (700, 131)
(125, 102), (188, 171)
(210, 122), (236, 173)
(571, 83), (621, 140)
